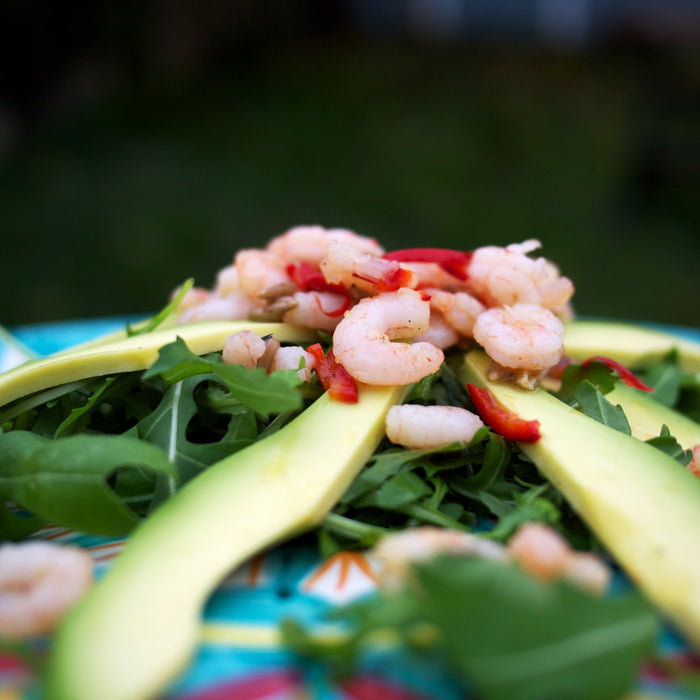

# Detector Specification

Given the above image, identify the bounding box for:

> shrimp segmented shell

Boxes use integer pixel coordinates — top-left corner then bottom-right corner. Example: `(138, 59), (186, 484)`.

(386, 404), (484, 449)
(332, 288), (444, 385)
(0, 542), (94, 638)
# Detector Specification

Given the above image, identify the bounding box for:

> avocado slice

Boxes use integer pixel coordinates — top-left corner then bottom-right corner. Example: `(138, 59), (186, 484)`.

(606, 382), (700, 449)
(0, 320), (317, 409)
(564, 320), (700, 373)
(47, 382), (408, 700)
(460, 350), (700, 650)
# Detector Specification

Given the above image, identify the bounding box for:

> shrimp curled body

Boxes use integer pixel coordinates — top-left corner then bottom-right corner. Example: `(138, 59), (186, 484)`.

(473, 303), (564, 372)
(386, 404), (484, 449)
(0, 542), (94, 638)
(332, 289), (444, 385)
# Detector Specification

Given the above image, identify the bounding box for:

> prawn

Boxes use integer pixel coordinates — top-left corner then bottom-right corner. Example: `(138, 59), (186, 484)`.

(222, 330), (268, 369)
(234, 248), (291, 298)
(427, 288), (486, 338)
(507, 522), (610, 594)
(177, 293), (255, 323)
(467, 240), (574, 312)
(385, 404), (484, 449)
(281, 291), (348, 332)
(0, 541), (94, 639)
(413, 310), (460, 350)
(331, 288), (444, 385)
(472, 303), (564, 382)
(272, 345), (316, 382)
(321, 241), (416, 295)
(266, 225), (385, 265)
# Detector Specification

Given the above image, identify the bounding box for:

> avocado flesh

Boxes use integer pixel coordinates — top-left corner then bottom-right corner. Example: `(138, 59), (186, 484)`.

(606, 383), (700, 449)
(47, 382), (408, 700)
(0, 320), (316, 409)
(460, 350), (700, 650)
(564, 320), (700, 373)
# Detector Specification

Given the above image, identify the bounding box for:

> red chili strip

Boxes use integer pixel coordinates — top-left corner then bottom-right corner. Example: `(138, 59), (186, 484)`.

(383, 248), (473, 281)
(466, 383), (541, 442)
(287, 263), (351, 317)
(581, 356), (653, 392)
(307, 343), (359, 403)
(352, 266), (415, 293)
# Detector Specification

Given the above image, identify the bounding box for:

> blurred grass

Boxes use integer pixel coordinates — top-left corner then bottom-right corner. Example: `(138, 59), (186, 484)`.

(1, 39), (698, 327)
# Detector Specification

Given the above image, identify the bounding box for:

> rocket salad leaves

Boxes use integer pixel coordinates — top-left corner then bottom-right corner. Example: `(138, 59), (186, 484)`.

(0, 337), (309, 539)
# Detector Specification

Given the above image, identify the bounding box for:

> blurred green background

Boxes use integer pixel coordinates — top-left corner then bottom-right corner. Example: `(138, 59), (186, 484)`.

(1, 1), (698, 328)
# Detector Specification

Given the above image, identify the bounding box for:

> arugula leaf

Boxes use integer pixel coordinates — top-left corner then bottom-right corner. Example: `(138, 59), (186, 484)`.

(0, 431), (177, 537)
(417, 557), (656, 700)
(645, 425), (692, 466)
(143, 338), (303, 419)
(135, 374), (257, 485)
(574, 381), (631, 434)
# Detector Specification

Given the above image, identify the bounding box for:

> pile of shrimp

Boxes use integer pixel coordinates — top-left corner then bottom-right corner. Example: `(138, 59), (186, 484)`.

(177, 225), (574, 448)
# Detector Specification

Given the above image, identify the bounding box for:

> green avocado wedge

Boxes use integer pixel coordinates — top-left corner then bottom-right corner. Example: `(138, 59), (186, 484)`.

(564, 320), (700, 373)
(460, 350), (700, 650)
(47, 382), (408, 700)
(0, 320), (317, 409)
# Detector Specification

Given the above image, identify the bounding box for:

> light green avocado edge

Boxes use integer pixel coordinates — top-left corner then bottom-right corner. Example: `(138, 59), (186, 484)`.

(46, 382), (408, 700)
(460, 349), (700, 651)
(564, 319), (700, 373)
(0, 320), (317, 409)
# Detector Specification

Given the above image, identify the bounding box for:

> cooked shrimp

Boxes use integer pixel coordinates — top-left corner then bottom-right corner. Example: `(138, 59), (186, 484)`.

(222, 330), (267, 369)
(372, 526), (508, 591)
(506, 521), (573, 581)
(272, 345), (316, 382)
(321, 241), (416, 295)
(467, 240), (574, 312)
(234, 248), (291, 298)
(427, 288), (486, 338)
(281, 291), (348, 332)
(0, 541), (94, 639)
(507, 522), (610, 594)
(413, 310), (460, 350)
(386, 404), (484, 449)
(177, 293), (255, 323)
(213, 264), (242, 297)
(267, 225), (385, 265)
(473, 303), (564, 376)
(332, 288), (444, 385)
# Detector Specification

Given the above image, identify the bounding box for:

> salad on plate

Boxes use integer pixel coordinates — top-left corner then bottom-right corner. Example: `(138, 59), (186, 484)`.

(1, 225), (699, 700)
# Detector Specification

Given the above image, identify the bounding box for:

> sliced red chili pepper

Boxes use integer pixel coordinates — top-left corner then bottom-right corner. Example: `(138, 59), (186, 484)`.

(286, 263), (351, 317)
(307, 343), (359, 403)
(383, 248), (473, 281)
(466, 383), (541, 442)
(352, 266), (415, 293)
(581, 356), (653, 392)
